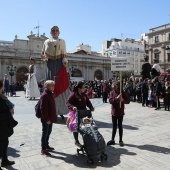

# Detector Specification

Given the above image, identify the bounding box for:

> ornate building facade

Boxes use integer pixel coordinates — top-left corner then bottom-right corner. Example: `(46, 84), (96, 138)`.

(146, 23), (170, 72)
(0, 33), (112, 83)
(101, 38), (145, 76)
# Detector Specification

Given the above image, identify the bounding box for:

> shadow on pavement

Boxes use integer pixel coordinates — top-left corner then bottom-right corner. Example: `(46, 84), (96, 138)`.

(3, 167), (18, 170)
(3, 147), (20, 170)
(105, 146), (137, 166)
(95, 120), (139, 130)
(126, 144), (170, 154)
(123, 125), (139, 130)
(8, 147), (20, 158)
(48, 147), (136, 168)
(27, 99), (39, 101)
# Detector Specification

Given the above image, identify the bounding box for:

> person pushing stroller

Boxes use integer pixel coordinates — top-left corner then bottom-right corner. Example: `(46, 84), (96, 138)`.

(66, 81), (94, 147)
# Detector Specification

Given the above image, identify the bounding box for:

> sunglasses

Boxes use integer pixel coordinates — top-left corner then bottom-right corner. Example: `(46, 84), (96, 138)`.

(52, 30), (59, 32)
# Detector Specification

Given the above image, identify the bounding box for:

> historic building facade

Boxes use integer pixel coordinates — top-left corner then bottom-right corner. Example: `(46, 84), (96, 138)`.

(101, 38), (145, 76)
(0, 33), (112, 83)
(146, 23), (170, 72)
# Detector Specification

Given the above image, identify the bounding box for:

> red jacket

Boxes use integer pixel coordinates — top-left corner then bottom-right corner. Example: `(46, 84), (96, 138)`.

(40, 88), (57, 123)
(109, 90), (130, 116)
(66, 92), (94, 111)
(101, 83), (109, 93)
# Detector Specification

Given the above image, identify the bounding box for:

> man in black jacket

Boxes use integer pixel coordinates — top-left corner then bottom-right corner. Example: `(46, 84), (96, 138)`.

(141, 78), (149, 107)
(0, 80), (15, 169)
(154, 77), (162, 110)
(141, 55), (151, 80)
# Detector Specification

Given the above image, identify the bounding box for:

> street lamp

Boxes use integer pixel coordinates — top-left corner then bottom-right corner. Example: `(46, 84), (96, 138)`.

(70, 66), (76, 77)
(7, 65), (17, 83)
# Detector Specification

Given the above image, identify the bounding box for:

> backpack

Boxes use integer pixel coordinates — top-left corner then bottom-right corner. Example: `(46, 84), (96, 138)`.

(35, 100), (41, 118)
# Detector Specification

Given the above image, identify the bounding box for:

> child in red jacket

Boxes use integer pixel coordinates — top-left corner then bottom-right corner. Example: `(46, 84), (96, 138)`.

(40, 80), (57, 156)
(107, 81), (130, 147)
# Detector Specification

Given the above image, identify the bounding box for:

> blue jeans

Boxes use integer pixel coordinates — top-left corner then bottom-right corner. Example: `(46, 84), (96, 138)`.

(41, 123), (53, 150)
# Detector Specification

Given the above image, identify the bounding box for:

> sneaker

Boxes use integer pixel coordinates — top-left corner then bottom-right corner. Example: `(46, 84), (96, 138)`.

(75, 141), (82, 148)
(107, 140), (115, 146)
(41, 150), (51, 156)
(46, 145), (55, 150)
(119, 141), (124, 147)
(1, 160), (15, 167)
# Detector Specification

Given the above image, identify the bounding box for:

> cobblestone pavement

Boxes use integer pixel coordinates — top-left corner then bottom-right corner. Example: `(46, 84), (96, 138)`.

(3, 92), (170, 170)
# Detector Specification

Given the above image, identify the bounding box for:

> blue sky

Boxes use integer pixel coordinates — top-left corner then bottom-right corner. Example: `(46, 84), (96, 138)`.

(0, 0), (170, 52)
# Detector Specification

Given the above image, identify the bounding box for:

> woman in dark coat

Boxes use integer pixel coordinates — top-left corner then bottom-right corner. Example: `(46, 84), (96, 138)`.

(162, 81), (170, 110)
(66, 81), (94, 147)
(0, 80), (15, 169)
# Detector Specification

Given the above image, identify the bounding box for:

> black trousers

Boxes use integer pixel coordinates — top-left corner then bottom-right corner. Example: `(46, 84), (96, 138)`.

(111, 116), (123, 142)
(133, 91), (136, 102)
(0, 138), (9, 162)
(142, 93), (148, 106)
(98, 91), (101, 98)
(136, 90), (142, 103)
(103, 92), (108, 103)
(73, 132), (79, 142)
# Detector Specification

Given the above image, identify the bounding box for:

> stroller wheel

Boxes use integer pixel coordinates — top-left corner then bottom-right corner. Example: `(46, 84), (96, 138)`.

(102, 153), (108, 161)
(100, 155), (103, 162)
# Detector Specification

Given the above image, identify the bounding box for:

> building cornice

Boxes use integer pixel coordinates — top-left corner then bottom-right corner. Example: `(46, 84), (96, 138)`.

(149, 40), (170, 47)
(146, 27), (170, 36)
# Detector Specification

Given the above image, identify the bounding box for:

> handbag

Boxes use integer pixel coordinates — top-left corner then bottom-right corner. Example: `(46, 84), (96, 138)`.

(66, 111), (77, 132)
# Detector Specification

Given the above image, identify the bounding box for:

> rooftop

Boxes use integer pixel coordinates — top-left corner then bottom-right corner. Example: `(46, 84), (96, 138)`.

(149, 23), (170, 32)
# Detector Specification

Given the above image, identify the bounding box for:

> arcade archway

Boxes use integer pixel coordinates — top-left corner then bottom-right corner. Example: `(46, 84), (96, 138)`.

(72, 69), (83, 77)
(16, 67), (28, 82)
(94, 70), (103, 80)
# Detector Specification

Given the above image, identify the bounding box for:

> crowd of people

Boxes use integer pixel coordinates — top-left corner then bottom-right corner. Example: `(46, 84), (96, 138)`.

(3, 75), (25, 97)
(122, 55), (170, 111)
(123, 76), (170, 110)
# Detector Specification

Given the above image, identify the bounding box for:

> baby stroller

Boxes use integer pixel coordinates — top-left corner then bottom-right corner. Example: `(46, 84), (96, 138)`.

(76, 110), (107, 165)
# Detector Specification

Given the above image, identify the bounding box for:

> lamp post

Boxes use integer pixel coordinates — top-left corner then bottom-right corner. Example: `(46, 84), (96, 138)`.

(7, 65), (17, 83)
(70, 66), (77, 77)
(70, 66), (74, 77)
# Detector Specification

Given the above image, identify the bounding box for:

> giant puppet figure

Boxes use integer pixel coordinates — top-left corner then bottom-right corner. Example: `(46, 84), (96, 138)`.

(26, 58), (40, 100)
(41, 26), (70, 119)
